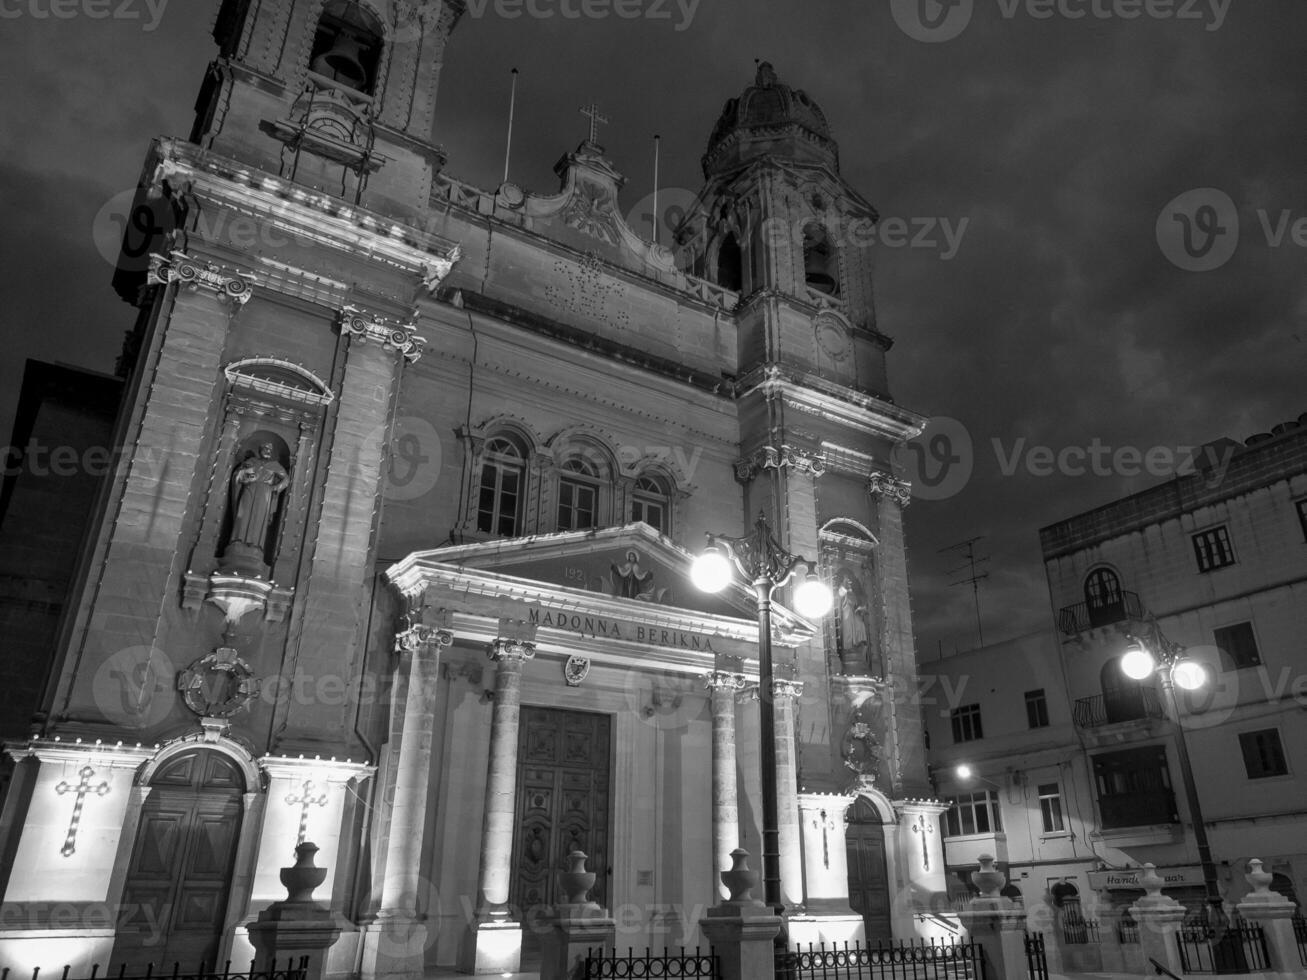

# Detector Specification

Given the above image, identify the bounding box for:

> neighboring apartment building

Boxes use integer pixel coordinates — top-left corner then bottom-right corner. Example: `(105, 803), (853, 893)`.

(928, 416), (1307, 923)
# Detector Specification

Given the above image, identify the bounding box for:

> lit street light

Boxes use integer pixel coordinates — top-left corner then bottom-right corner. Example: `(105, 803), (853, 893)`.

(692, 511), (832, 912)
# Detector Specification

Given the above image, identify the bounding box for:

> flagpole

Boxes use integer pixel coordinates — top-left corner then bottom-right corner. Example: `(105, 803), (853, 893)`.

(652, 134), (661, 245)
(503, 68), (518, 185)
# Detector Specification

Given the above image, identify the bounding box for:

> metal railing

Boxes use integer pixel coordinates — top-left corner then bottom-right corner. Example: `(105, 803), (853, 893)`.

(0, 959), (309, 980)
(1073, 688), (1166, 728)
(1057, 591), (1143, 635)
(778, 938), (987, 980)
(1176, 916), (1269, 974)
(1060, 918), (1102, 945)
(1116, 915), (1141, 945)
(584, 946), (719, 979)
(1293, 914), (1307, 967)
(1024, 932), (1048, 980)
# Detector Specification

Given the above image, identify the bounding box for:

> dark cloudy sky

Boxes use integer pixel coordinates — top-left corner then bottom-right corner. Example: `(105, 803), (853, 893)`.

(2, 1), (1304, 658)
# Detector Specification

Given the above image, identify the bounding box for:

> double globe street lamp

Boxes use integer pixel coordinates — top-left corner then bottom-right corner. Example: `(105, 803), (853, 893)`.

(692, 512), (833, 913)
(1118, 621), (1226, 927)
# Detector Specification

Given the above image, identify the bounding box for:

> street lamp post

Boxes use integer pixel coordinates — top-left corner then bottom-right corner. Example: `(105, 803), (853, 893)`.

(692, 511), (832, 913)
(1120, 620), (1222, 924)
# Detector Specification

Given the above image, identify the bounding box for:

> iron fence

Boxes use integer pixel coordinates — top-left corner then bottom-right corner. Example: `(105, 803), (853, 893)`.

(0, 959), (309, 980)
(1024, 932), (1047, 980)
(583, 946), (719, 979)
(1059, 918), (1101, 945)
(1176, 917), (1269, 974)
(1115, 915), (1140, 945)
(1293, 914), (1307, 968)
(778, 938), (986, 980)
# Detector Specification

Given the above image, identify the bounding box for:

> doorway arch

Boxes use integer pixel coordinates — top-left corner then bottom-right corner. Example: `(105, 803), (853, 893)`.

(115, 750), (246, 968)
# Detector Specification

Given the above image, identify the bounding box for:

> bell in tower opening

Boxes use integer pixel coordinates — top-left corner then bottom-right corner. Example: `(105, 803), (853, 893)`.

(310, 0), (384, 94)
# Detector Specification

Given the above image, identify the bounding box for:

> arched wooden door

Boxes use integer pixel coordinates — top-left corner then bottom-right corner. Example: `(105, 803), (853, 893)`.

(845, 798), (892, 940)
(115, 750), (245, 968)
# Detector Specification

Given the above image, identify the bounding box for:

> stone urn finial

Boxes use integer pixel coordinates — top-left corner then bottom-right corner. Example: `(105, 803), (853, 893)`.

(558, 850), (598, 907)
(1139, 864), (1164, 899)
(720, 848), (764, 906)
(280, 842), (328, 904)
(1245, 858), (1273, 895)
(971, 854), (1005, 900)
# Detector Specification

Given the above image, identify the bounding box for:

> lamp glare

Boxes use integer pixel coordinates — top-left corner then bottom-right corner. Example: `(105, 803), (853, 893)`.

(793, 574), (833, 618)
(955, 764), (974, 781)
(691, 547), (732, 593)
(1173, 660), (1208, 691)
(1121, 647), (1156, 680)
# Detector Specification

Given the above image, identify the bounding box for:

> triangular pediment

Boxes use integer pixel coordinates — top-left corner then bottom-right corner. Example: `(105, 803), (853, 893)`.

(389, 523), (808, 631)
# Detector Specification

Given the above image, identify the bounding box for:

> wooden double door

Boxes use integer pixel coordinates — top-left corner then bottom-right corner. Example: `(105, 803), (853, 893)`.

(115, 751), (245, 969)
(846, 798), (893, 939)
(511, 707), (612, 957)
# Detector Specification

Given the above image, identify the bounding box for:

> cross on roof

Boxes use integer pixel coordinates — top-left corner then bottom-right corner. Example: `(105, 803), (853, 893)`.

(580, 102), (609, 146)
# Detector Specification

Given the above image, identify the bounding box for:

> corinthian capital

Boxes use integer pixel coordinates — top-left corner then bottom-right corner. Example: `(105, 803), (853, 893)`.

(149, 251), (254, 307)
(867, 471), (913, 508)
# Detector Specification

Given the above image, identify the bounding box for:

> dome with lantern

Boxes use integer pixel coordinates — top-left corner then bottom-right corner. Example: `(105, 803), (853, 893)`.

(702, 61), (840, 177)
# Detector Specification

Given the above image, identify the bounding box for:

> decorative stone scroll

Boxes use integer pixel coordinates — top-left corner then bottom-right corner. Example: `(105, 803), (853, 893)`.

(734, 444), (827, 484)
(338, 305), (426, 363)
(866, 471), (912, 508)
(149, 250), (254, 306)
(394, 625), (454, 654)
(486, 638), (537, 663)
(770, 678), (804, 701)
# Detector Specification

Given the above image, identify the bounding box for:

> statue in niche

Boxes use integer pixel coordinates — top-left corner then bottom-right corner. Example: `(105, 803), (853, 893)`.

(835, 569), (871, 673)
(222, 441), (290, 571)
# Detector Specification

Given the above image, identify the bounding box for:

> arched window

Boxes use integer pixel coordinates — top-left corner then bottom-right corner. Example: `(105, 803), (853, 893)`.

(477, 435), (526, 537)
(1085, 567), (1123, 626)
(310, 0), (384, 94)
(631, 475), (670, 534)
(803, 223), (839, 295)
(716, 234), (743, 292)
(557, 458), (600, 531)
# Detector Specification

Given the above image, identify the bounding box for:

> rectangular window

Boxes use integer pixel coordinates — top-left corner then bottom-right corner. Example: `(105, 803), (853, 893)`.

(1038, 783), (1066, 833)
(1297, 499), (1307, 541)
(943, 790), (1002, 837)
(1214, 622), (1261, 669)
(1239, 729), (1288, 779)
(558, 480), (597, 530)
(1192, 526), (1235, 572)
(951, 703), (984, 743)
(1025, 689), (1050, 729)
(1092, 746), (1177, 829)
(477, 462), (520, 537)
(631, 497), (666, 533)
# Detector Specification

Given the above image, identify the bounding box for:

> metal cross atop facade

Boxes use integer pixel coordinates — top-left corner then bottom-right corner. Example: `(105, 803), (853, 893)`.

(56, 766), (109, 857)
(580, 102), (609, 146)
(286, 779), (329, 846)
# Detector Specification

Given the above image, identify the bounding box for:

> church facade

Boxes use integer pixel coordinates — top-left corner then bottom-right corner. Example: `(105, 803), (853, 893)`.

(0, 1), (951, 976)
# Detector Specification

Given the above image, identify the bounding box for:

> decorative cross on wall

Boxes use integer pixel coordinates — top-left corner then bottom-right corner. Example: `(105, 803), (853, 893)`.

(580, 102), (609, 146)
(911, 815), (935, 872)
(56, 766), (109, 857)
(810, 809), (837, 870)
(285, 780), (328, 846)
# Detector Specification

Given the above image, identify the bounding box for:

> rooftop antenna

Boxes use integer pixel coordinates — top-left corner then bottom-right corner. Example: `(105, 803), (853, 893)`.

(940, 536), (990, 648)
(502, 68), (518, 185)
(652, 134), (661, 245)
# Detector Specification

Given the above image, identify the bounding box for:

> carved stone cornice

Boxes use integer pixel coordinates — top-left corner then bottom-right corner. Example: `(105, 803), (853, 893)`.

(339, 305), (427, 363)
(734, 443), (826, 483)
(867, 471), (913, 508)
(486, 639), (537, 663)
(149, 251), (254, 307)
(395, 625), (454, 654)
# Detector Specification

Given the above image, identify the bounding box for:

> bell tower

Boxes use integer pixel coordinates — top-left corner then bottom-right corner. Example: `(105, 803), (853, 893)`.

(194, 0), (466, 215)
(683, 66), (936, 906)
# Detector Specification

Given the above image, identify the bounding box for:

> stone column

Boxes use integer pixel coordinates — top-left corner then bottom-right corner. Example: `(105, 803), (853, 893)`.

(458, 636), (536, 975)
(788, 793), (864, 946)
(707, 669), (747, 898)
(1128, 864), (1188, 978)
(772, 678), (805, 911)
(360, 624), (452, 980)
(1236, 858), (1302, 976)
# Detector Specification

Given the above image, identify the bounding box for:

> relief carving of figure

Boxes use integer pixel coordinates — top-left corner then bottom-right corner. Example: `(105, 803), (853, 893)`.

(611, 549), (656, 601)
(226, 442), (290, 563)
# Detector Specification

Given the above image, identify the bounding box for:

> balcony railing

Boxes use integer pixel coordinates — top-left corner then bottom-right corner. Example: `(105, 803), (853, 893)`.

(1058, 590), (1144, 635)
(1098, 789), (1178, 829)
(1074, 688), (1166, 728)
